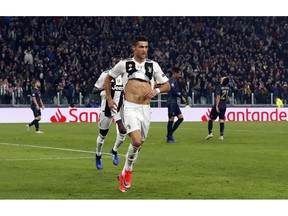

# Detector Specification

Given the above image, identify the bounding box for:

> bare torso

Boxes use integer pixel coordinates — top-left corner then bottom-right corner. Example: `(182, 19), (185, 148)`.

(125, 79), (151, 104)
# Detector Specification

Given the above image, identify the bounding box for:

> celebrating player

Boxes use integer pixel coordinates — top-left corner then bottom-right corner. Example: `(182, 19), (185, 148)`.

(104, 36), (170, 192)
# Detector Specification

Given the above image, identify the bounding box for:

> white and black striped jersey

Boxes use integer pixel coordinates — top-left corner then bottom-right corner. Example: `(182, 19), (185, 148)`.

(108, 57), (168, 90)
(94, 70), (124, 117)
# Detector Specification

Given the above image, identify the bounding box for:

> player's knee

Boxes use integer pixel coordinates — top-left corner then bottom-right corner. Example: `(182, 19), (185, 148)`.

(131, 137), (143, 147)
(36, 116), (41, 121)
(219, 119), (225, 123)
(100, 129), (109, 136)
(119, 128), (127, 134)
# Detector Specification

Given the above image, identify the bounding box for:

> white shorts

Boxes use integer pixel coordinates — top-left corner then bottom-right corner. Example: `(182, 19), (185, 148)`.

(123, 101), (151, 141)
(98, 111), (121, 130)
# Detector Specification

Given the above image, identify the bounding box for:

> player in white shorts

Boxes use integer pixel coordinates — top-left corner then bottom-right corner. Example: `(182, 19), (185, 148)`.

(105, 36), (171, 192)
(93, 55), (126, 170)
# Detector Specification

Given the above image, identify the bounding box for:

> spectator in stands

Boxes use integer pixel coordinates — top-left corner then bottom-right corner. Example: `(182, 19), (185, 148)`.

(0, 17), (288, 106)
(24, 46), (34, 78)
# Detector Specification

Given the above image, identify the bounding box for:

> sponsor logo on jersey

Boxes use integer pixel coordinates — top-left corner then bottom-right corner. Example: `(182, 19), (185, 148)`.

(111, 85), (124, 91)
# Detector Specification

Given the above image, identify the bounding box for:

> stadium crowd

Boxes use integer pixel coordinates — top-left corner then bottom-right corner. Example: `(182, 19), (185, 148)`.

(0, 16), (287, 106)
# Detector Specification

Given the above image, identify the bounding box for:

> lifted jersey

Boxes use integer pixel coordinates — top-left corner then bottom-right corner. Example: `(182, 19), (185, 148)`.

(94, 70), (124, 117)
(108, 57), (168, 90)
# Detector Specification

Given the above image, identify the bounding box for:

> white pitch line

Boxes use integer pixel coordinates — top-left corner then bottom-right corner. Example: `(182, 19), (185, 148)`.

(0, 156), (94, 161)
(0, 142), (125, 157)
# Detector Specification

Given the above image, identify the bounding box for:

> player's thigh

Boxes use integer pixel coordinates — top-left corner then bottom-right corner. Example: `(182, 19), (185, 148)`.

(218, 107), (226, 120)
(140, 107), (151, 141)
(98, 113), (112, 130)
(31, 107), (41, 118)
(209, 106), (219, 120)
(167, 103), (177, 117)
(174, 104), (183, 118)
(124, 105), (151, 142)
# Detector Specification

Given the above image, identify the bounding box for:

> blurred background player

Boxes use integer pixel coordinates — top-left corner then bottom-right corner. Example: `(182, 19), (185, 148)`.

(166, 67), (186, 143)
(276, 97), (284, 108)
(205, 76), (230, 140)
(26, 80), (45, 133)
(93, 55), (126, 170)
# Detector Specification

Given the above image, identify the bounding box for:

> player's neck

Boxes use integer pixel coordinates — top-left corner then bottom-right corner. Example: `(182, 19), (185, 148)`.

(133, 56), (145, 64)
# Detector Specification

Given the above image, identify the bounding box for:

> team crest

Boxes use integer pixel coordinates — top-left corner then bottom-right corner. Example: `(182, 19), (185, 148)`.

(147, 66), (152, 73)
(128, 64), (133, 71)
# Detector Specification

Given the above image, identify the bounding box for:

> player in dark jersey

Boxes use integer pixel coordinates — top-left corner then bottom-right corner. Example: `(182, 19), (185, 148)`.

(166, 67), (186, 143)
(26, 80), (45, 133)
(205, 77), (230, 140)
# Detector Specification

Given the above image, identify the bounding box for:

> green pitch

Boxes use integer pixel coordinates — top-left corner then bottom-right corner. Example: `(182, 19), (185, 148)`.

(0, 121), (287, 199)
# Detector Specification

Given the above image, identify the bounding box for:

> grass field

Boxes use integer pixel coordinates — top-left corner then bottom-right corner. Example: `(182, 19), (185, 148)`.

(0, 121), (288, 199)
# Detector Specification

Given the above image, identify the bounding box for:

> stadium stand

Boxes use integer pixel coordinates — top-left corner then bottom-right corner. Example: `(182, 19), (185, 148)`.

(0, 17), (287, 106)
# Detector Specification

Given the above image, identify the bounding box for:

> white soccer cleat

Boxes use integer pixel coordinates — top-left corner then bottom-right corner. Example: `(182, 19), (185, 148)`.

(36, 130), (44, 134)
(26, 124), (30, 131)
(205, 133), (213, 140)
(219, 136), (224, 140)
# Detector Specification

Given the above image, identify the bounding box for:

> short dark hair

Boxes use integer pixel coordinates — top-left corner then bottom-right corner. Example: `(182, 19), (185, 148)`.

(222, 77), (229, 85)
(114, 55), (121, 59)
(172, 67), (181, 74)
(132, 36), (148, 46)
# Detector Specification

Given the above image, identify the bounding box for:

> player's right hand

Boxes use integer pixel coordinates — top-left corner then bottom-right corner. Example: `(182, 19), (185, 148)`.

(107, 98), (117, 113)
(36, 105), (40, 110)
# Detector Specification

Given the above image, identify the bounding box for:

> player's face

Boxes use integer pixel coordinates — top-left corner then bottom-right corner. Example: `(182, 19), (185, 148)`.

(36, 81), (41, 88)
(175, 72), (182, 79)
(133, 41), (148, 61)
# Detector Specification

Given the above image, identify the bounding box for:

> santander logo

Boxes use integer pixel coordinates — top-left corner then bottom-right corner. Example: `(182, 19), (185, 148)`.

(201, 109), (210, 121)
(201, 108), (287, 122)
(50, 108), (100, 123)
(50, 108), (67, 123)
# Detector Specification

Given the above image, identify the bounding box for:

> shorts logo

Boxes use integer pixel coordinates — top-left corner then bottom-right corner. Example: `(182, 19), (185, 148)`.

(126, 124), (131, 130)
(50, 108), (67, 123)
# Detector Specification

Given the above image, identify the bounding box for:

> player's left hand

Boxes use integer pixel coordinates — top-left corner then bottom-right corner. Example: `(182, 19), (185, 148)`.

(144, 89), (158, 98)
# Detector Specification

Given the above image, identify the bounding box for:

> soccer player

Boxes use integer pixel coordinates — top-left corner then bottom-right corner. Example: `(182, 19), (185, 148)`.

(104, 36), (170, 192)
(26, 80), (45, 133)
(93, 55), (126, 170)
(205, 76), (230, 140)
(166, 67), (186, 143)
